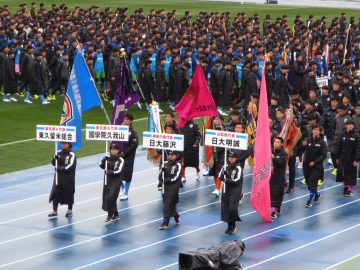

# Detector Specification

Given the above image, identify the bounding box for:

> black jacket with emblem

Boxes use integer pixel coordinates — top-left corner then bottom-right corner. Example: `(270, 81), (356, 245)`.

(334, 129), (360, 185)
(100, 155), (124, 213)
(122, 125), (139, 182)
(180, 120), (202, 168)
(49, 149), (76, 205)
(302, 136), (327, 190)
(270, 147), (288, 208)
(159, 160), (182, 218)
(219, 161), (243, 222)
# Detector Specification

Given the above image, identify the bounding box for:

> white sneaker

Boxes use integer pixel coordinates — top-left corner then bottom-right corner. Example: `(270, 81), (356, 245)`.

(42, 100), (50, 105)
(327, 158), (333, 165)
(181, 177), (186, 183)
(297, 161), (303, 169)
(196, 172), (200, 181)
(10, 97), (18, 102)
(24, 99), (32, 104)
(3, 98), (10, 102)
(202, 170), (209, 176)
(212, 189), (220, 197)
(120, 194), (128, 201)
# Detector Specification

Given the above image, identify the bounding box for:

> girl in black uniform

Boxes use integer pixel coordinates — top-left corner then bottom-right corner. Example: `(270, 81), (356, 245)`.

(100, 143), (124, 222)
(219, 150), (243, 234)
(48, 142), (76, 218)
(158, 150), (182, 230)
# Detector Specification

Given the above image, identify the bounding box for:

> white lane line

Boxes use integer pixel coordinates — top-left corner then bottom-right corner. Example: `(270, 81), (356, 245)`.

(243, 221), (360, 269)
(323, 252), (360, 270)
(0, 167), (157, 207)
(0, 181), (214, 245)
(0, 201), (220, 269)
(76, 199), (360, 270)
(0, 169), (336, 268)
(155, 192), (360, 270)
(0, 171), (197, 225)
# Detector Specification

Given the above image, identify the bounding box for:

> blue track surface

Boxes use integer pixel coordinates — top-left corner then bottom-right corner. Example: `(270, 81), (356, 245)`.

(0, 150), (359, 270)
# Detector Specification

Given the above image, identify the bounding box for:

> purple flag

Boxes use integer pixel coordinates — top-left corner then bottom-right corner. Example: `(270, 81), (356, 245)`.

(111, 58), (140, 150)
(112, 58), (140, 125)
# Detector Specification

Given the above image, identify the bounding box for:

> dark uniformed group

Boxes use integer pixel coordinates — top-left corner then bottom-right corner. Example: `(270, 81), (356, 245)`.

(2, 4), (359, 233)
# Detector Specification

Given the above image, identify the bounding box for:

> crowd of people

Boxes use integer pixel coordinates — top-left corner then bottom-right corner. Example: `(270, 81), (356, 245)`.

(2, 3), (360, 233)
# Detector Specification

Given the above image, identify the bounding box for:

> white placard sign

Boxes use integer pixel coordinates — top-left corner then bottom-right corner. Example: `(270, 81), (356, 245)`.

(143, 132), (184, 151)
(85, 124), (129, 141)
(36, 125), (76, 142)
(316, 76), (329, 87)
(205, 129), (248, 150)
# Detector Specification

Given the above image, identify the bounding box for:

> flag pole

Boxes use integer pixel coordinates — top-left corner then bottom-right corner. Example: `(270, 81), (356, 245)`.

(343, 24), (351, 65)
(105, 141), (108, 186)
(223, 147), (227, 194)
(162, 149), (165, 195)
(55, 142), (58, 186)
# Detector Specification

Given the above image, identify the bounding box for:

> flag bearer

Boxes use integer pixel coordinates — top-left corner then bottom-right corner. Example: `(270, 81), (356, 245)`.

(270, 137), (288, 219)
(100, 143), (124, 222)
(120, 113), (139, 201)
(48, 142), (76, 218)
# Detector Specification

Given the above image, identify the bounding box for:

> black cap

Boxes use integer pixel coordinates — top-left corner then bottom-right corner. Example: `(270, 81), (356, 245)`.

(228, 150), (240, 158)
(168, 150), (180, 156)
(110, 143), (120, 149)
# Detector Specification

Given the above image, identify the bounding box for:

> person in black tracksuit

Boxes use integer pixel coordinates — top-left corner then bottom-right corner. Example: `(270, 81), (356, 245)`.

(158, 150), (182, 230)
(334, 119), (360, 197)
(218, 150), (243, 234)
(302, 125), (327, 208)
(270, 137), (288, 219)
(99, 143), (124, 223)
(48, 142), (76, 218)
(120, 113), (139, 201)
(180, 120), (202, 182)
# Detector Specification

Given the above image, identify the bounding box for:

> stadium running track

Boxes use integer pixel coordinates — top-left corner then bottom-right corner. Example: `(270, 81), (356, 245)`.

(0, 148), (359, 269)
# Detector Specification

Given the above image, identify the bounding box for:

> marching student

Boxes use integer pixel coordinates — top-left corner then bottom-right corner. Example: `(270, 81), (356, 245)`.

(99, 143), (124, 222)
(158, 150), (182, 230)
(209, 115), (226, 197)
(302, 125), (327, 208)
(270, 137), (288, 219)
(334, 119), (360, 197)
(119, 113), (139, 201)
(180, 119), (202, 182)
(48, 142), (76, 218)
(218, 150), (243, 234)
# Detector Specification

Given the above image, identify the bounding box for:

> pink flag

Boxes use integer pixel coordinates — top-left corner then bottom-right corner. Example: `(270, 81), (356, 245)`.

(174, 65), (218, 127)
(250, 69), (272, 223)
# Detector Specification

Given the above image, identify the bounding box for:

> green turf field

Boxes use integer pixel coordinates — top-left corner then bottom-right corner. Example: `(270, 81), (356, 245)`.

(0, 0), (359, 174)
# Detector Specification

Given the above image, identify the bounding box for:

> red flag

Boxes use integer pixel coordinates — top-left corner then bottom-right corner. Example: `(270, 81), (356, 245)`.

(250, 69), (272, 223)
(175, 65), (218, 127)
